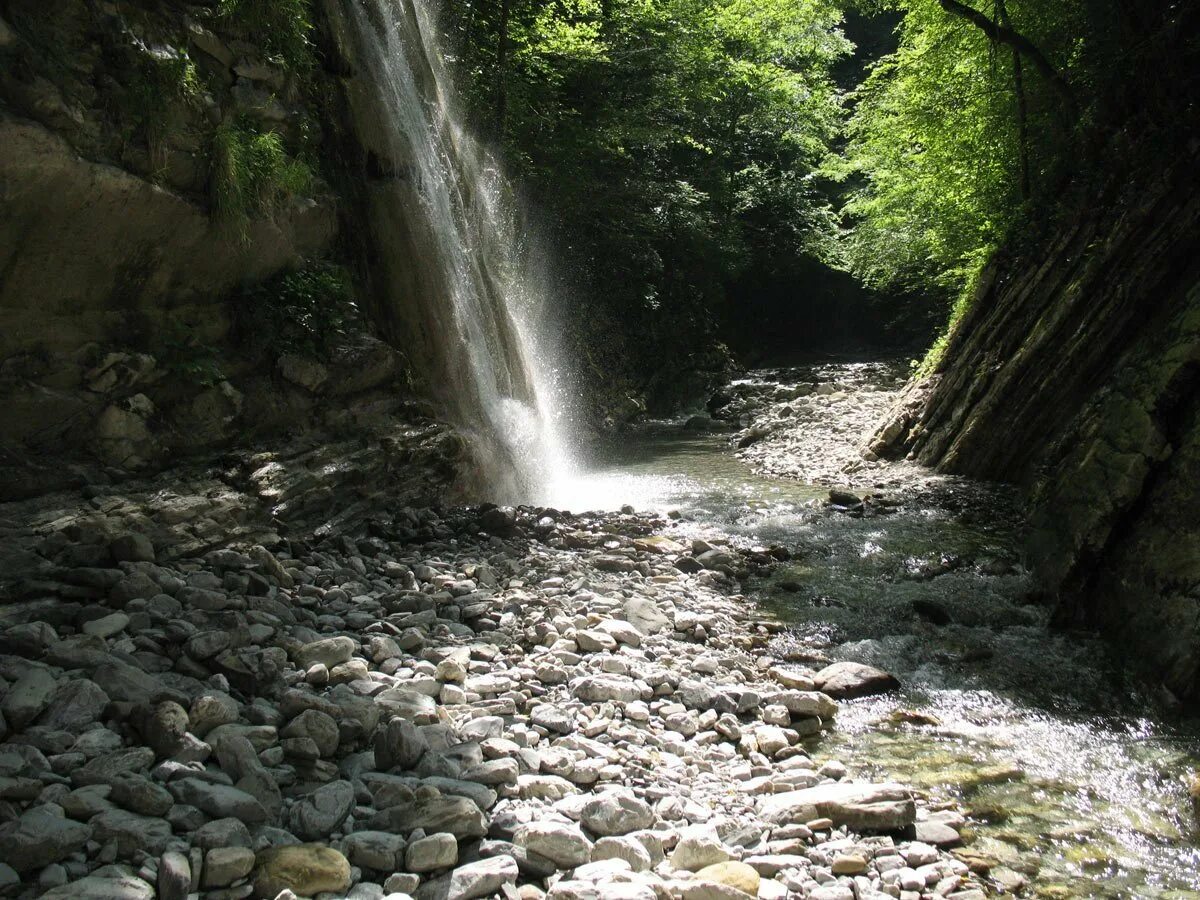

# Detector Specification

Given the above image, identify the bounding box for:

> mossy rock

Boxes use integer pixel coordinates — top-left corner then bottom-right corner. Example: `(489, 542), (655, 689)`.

(252, 844), (350, 899)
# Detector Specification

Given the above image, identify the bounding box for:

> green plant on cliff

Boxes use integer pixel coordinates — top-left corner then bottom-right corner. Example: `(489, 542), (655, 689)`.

(160, 320), (226, 387)
(119, 51), (205, 172)
(217, 0), (314, 70)
(209, 121), (313, 230)
(236, 263), (359, 360)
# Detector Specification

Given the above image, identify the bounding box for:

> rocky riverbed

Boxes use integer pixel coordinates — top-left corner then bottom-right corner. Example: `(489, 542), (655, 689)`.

(0, 451), (987, 900)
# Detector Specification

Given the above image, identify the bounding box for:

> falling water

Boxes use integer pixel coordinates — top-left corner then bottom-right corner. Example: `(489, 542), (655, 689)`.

(334, 0), (577, 504)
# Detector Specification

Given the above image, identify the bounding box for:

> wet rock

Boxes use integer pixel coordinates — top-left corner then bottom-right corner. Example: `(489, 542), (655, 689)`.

(812, 661), (899, 699)
(0, 804), (91, 872)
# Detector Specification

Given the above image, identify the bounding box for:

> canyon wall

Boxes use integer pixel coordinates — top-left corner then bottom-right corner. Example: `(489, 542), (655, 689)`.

(869, 153), (1200, 701)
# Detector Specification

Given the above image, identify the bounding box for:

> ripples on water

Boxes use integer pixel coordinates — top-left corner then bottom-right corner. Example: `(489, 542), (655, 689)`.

(559, 362), (1200, 898)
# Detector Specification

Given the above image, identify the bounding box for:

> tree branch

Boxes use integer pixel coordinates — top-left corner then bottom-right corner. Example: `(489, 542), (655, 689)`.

(937, 0), (1076, 116)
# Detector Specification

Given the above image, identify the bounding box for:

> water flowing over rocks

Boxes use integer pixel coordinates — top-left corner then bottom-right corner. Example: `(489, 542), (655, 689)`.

(0, 479), (984, 900)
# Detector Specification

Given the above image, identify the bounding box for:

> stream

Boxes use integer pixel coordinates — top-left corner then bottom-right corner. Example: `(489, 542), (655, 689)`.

(564, 360), (1200, 898)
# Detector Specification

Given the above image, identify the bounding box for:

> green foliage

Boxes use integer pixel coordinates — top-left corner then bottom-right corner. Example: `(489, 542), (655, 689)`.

(119, 50), (205, 169)
(160, 320), (225, 387)
(448, 0), (850, 330)
(217, 0), (314, 70)
(827, 0), (1081, 294)
(210, 121), (313, 229)
(237, 263), (359, 359)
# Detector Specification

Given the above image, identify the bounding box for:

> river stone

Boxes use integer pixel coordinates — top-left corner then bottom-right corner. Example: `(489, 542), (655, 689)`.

(195, 818), (253, 850)
(514, 821), (593, 867)
(531, 704), (574, 734)
(188, 691), (239, 737)
(252, 844), (351, 899)
(108, 773), (173, 816)
(775, 690), (838, 719)
(39, 679), (109, 732)
(580, 790), (654, 836)
(418, 855), (518, 900)
(290, 779), (354, 840)
(592, 835), (653, 871)
(758, 782), (915, 830)
(375, 716), (428, 770)
(91, 808), (173, 855)
(170, 777), (269, 822)
(0, 804), (91, 872)
(695, 862), (761, 896)
(342, 830), (407, 870)
(621, 597), (671, 635)
(93, 662), (178, 706)
(406, 831), (458, 872)
(572, 674), (644, 703)
(2, 667), (56, 731)
(375, 686), (438, 720)
(40, 874), (155, 900)
(281, 708), (339, 757)
(157, 851), (190, 900)
(203, 846), (256, 888)
(674, 881), (754, 900)
(73, 747), (156, 786)
(82, 612), (129, 638)
(367, 793), (487, 838)
(294, 636), (356, 670)
(671, 825), (731, 871)
(812, 661), (899, 699)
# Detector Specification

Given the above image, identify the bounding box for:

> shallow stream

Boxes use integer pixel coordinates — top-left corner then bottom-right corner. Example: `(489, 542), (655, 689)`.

(564, 360), (1200, 898)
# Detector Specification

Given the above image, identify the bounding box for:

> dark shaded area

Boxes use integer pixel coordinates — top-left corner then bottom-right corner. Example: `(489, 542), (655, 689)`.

(723, 256), (946, 367)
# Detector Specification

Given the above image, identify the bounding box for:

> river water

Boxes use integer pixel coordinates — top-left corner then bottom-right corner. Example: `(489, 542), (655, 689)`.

(564, 360), (1200, 898)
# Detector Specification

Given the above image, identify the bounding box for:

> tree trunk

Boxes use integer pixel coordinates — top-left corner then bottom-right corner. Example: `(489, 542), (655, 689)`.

(996, 0), (1031, 199)
(494, 0), (512, 142)
(938, 0), (1075, 119)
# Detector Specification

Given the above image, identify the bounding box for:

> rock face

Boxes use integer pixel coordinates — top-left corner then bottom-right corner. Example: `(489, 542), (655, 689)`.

(867, 157), (1200, 702)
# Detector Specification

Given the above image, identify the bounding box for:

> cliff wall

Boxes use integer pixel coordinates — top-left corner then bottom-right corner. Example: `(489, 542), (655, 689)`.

(869, 153), (1200, 700)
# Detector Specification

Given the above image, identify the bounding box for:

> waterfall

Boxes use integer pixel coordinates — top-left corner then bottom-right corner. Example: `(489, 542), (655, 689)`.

(333, 0), (577, 505)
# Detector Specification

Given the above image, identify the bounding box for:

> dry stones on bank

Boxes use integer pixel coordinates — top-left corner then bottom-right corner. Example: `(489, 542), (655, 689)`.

(0, 501), (976, 900)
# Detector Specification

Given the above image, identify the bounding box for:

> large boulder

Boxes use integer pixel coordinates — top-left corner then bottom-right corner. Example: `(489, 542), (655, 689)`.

(758, 782), (915, 831)
(252, 844), (351, 899)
